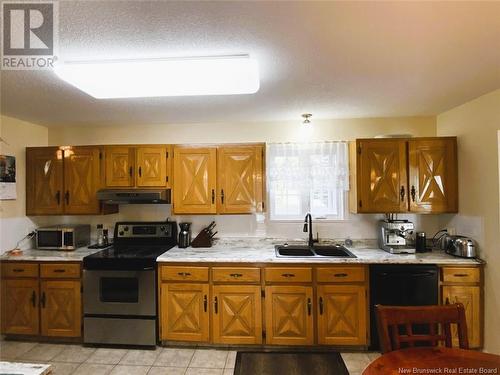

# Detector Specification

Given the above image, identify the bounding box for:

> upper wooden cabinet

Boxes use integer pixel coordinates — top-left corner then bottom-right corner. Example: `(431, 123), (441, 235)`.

(173, 144), (265, 214)
(408, 138), (458, 213)
(173, 146), (217, 214)
(104, 145), (171, 188)
(350, 137), (458, 214)
(26, 146), (113, 215)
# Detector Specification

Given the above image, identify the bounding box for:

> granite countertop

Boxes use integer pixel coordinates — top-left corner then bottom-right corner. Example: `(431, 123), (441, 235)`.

(0, 247), (101, 262)
(0, 361), (52, 375)
(157, 238), (484, 265)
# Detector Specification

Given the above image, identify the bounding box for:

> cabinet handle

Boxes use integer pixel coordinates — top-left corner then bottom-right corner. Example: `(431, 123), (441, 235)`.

(56, 190), (61, 205)
(211, 189), (215, 204)
(31, 291), (36, 308)
(230, 273), (243, 278)
(307, 298), (312, 316)
(319, 297), (324, 315)
(53, 269), (66, 273)
(411, 185), (416, 202)
(12, 269), (24, 273)
(214, 296), (218, 314)
(400, 186), (405, 201)
(129, 166), (133, 177)
(203, 295), (208, 312)
(65, 190), (70, 205)
(281, 273), (295, 278)
(333, 273), (348, 278)
(453, 273), (469, 277)
(221, 189), (224, 204)
(177, 272), (191, 277)
(40, 292), (46, 308)
(138, 166), (142, 177)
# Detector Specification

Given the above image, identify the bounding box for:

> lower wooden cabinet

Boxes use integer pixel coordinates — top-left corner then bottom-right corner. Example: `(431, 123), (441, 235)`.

(40, 280), (81, 337)
(1, 279), (39, 335)
(0, 262), (82, 339)
(317, 285), (367, 345)
(160, 283), (209, 342)
(212, 285), (262, 344)
(264, 286), (314, 345)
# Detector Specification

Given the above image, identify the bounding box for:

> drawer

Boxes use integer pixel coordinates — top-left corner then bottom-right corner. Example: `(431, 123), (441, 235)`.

(1, 263), (39, 278)
(161, 266), (209, 282)
(40, 263), (81, 278)
(212, 267), (261, 283)
(442, 267), (480, 283)
(265, 267), (312, 283)
(316, 266), (366, 283)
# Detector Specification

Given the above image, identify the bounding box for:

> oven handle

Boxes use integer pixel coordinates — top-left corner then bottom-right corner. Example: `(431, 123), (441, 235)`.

(142, 267), (154, 271)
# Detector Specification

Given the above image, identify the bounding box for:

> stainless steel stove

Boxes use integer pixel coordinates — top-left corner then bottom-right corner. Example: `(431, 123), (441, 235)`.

(83, 221), (177, 346)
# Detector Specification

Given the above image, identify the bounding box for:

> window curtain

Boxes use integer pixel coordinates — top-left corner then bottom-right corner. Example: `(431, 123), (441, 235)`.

(267, 142), (349, 192)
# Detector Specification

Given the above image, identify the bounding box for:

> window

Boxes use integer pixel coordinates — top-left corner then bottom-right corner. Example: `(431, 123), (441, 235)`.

(267, 142), (349, 220)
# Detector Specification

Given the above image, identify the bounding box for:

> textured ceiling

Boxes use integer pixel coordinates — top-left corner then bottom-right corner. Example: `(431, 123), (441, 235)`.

(1, 1), (499, 127)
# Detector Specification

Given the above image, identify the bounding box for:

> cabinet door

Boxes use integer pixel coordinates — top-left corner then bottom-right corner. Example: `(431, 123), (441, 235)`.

(212, 285), (262, 344)
(217, 145), (264, 214)
(26, 147), (64, 215)
(408, 138), (458, 213)
(357, 139), (407, 213)
(1, 279), (39, 335)
(264, 286), (314, 345)
(136, 146), (168, 187)
(105, 146), (135, 187)
(160, 283), (209, 342)
(40, 280), (82, 337)
(173, 147), (217, 214)
(64, 147), (102, 214)
(442, 285), (481, 348)
(317, 285), (367, 345)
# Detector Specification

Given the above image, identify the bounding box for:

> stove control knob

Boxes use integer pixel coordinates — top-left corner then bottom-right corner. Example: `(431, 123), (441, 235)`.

(124, 226), (129, 231)
(119, 231), (124, 236)
(160, 226), (166, 232)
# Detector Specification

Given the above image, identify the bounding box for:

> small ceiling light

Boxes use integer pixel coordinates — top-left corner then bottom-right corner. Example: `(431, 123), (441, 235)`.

(53, 54), (260, 99)
(302, 113), (312, 125)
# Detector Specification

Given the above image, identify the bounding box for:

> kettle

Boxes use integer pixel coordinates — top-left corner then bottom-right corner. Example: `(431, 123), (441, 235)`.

(445, 235), (476, 258)
(178, 222), (192, 248)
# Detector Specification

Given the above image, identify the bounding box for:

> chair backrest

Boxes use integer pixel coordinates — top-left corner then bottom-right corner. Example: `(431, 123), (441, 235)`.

(375, 303), (469, 353)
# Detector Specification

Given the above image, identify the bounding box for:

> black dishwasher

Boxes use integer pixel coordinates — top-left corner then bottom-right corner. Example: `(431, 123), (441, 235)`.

(369, 264), (438, 350)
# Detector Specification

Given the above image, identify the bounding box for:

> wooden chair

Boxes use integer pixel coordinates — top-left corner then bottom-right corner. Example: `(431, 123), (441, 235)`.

(375, 303), (469, 353)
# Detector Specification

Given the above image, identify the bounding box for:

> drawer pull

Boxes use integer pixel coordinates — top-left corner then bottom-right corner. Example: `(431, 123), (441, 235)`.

(307, 298), (312, 316)
(230, 273), (243, 278)
(12, 269), (25, 273)
(53, 269), (66, 273)
(177, 272), (191, 277)
(334, 273), (348, 278)
(453, 273), (469, 277)
(281, 273), (295, 278)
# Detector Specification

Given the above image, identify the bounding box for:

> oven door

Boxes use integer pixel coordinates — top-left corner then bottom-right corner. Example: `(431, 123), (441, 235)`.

(83, 270), (155, 316)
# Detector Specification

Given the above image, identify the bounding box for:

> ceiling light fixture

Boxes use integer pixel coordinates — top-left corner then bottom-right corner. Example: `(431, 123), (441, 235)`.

(53, 54), (260, 99)
(302, 113), (312, 125)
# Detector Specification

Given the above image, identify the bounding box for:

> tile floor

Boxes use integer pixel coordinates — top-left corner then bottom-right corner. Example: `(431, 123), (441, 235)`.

(0, 340), (379, 375)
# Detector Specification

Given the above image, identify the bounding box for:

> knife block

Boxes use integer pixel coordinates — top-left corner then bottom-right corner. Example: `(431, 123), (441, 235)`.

(191, 230), (213, 248)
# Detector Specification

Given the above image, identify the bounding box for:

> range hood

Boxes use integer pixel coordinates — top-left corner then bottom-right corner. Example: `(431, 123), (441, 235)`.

(97, 189), (171, 204)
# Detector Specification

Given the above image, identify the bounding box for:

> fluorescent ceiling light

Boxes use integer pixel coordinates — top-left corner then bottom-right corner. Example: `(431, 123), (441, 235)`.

(53, 55), (260, 99)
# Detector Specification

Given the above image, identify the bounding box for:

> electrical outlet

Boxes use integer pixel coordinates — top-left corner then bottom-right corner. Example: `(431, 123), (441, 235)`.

(447, 227), (456, 236)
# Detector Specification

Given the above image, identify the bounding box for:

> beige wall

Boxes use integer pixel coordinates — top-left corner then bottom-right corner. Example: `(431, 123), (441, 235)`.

(48, 116), (436, 145)
(0, 115), (48, 253)
(42, 116), (441, 242)
(437, 89), (500, 354)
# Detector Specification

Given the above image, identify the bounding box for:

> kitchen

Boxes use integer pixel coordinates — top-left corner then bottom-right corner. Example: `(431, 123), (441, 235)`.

(1, 1), (500, 375)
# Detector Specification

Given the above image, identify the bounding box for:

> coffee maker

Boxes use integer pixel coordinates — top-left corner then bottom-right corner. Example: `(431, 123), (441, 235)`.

(378, 219), (415, 254)
(178, 222), (192, 248)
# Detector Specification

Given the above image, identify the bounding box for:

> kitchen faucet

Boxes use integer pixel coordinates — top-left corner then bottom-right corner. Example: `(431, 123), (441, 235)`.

(303, 213), (317, 248)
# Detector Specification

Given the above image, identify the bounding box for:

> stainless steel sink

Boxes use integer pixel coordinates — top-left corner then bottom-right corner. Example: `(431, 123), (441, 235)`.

(275, 244), (356, 258)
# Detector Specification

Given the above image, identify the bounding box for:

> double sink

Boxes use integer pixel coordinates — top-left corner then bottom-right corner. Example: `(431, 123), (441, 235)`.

(275, 243), (356, 258)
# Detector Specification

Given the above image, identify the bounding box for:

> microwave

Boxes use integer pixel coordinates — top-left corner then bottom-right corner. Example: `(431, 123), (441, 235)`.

(36, 225), (91, 250)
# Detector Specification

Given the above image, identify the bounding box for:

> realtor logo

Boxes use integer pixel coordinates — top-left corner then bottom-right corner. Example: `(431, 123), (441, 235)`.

(1, 1), (58, 70)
